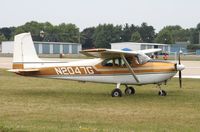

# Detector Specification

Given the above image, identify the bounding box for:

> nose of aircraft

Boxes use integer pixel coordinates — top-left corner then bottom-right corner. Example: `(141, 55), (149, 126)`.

(176, 64), (185, 71)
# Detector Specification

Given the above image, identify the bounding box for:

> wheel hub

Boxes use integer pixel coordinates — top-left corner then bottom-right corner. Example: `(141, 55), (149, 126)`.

(114, 92), (119, 96)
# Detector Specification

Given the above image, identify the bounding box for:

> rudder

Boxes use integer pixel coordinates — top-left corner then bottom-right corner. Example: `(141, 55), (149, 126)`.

(13, 32), (41, 69)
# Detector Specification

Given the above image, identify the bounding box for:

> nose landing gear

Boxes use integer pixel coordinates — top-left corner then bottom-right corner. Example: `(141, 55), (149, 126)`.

(157, 84), (167, 96)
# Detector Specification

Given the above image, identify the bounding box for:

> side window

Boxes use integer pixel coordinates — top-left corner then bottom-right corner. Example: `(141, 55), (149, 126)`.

(134, 55), (140, 64)
(102, 58), (130, 67)
(102, 59), (113, 66)
(125, 57), (133, 65)
(114, 58), (123, 66)
(121, 59), (125, 66)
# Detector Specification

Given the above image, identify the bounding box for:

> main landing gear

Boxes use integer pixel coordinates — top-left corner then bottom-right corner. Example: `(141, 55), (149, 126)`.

(111, 83), (135, 97)
(124, 85), (135, 95)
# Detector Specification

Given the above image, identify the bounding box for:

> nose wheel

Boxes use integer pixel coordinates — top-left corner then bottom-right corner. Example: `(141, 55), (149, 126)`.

(157, 84), (167, 96)
(158, 90), (167, 96)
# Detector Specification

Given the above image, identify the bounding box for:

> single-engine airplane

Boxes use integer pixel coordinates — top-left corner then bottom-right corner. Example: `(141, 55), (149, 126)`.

(9, 33), (185, 97)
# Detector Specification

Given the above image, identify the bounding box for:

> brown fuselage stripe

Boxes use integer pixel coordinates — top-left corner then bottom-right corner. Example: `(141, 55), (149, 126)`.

(13, 64), (24, 69)
(15, 62), (176, 76)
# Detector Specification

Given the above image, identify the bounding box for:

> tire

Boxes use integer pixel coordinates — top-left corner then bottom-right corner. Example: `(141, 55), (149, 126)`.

(111, 89), (122, 97)
(125, 87), (135, 95)
(158, 90), (167, 96)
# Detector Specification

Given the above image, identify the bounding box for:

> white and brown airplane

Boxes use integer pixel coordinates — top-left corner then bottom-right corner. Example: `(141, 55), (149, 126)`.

(9, 33), (185, 97)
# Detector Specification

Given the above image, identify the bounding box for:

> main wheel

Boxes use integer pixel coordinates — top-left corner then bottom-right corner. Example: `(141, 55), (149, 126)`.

(111, 89), (122, 97)
(158, 90), (167, 96)
(125, 87), (135, 95)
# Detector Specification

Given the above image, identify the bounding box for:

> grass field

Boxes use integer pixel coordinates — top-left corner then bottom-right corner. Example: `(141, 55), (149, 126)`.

(0, 69), (200, 132)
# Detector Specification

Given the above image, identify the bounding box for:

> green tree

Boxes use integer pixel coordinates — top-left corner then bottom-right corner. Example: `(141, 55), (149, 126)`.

(157, 25), (190, 43)
(14, 21), (80, 43)
(0, 33), (6, 43)
(0, 27), (15, 40)
(189, 28), (199, 44)
(14, 21), (46, 40)
(155, 30), (173, 44)
(121, 23), (137, 42)
(172, 29), (190, 42)
(131, 31), (141, 42)
(81, 27), (95, 49)
(197, 23), (200, 44)
(93, 24), (122, 48)
(138, 23), (155, 43)
(197, 23), (200, 31)
(162, 25), (182, 31)
(56, 23), (79, 43)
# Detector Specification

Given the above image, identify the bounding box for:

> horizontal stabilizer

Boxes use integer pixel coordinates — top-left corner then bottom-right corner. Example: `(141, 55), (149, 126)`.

(8, 68), (40, 73)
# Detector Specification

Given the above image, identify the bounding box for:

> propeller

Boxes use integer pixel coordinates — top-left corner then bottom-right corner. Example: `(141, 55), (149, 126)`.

(176, 49), (185, 88)
(178, 52), (182, 88)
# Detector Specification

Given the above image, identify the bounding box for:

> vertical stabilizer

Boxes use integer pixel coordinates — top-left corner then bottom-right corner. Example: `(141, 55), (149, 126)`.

(13, 33), (41, 69)
(13, 32), (41, 63)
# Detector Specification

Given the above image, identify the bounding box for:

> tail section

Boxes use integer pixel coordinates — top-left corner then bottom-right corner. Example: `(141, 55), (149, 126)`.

(13, 33), (41, 69)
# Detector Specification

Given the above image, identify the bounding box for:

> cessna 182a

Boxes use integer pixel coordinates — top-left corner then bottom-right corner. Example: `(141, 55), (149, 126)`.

(9, 33), (185, 97)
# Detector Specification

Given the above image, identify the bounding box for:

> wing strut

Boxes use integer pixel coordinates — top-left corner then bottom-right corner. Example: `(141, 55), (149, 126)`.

(120, 54), (140, 84)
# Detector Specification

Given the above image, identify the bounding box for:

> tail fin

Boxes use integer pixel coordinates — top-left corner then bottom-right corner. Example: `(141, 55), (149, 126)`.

(13, 33), (41, 69)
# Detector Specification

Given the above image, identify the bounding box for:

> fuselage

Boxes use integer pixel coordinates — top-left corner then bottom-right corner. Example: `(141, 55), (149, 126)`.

(13, 58), (177, 85)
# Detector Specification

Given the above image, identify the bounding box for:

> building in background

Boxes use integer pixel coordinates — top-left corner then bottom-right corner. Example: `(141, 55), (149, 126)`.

(111, 42), (170, 53)
(170, 42), (189, 53)
(1, 41), (82, 54)
(1, 41), (13, 53)
(34, 41), (81, 54)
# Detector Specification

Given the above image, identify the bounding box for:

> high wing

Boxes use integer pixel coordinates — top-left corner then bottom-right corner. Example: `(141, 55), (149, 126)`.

(80, 48), (137, 58)
(80, 48), (162, 58)
(138, 48), (162, 54)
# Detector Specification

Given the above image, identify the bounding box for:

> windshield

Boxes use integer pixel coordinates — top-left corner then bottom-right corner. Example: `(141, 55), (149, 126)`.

(136, 53), (151, 64)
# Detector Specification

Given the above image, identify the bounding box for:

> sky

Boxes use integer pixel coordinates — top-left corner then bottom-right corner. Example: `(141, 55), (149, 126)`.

(1, 0), (200, 32)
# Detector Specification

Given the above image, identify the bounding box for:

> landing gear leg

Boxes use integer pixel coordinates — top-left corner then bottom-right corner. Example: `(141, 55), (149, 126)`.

(111, 83), (122, 97)
(124, 84), (135, 95)
(157, 84), (167, 96)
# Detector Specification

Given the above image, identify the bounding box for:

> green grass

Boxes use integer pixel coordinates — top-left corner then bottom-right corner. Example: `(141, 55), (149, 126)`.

(0, 69), (200, 132)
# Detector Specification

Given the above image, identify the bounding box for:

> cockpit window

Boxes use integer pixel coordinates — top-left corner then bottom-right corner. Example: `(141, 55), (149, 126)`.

(136, 53), (151, 64)
(102, 59), (113, 66)
(101, 54), (150, 67)
(102, 58), (130, 67)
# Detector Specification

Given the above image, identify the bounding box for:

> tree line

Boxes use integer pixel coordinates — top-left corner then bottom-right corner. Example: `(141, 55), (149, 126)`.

(0, 21), (200, 49)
